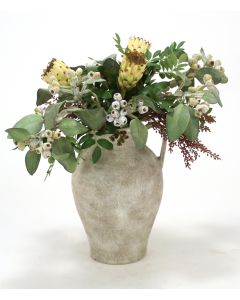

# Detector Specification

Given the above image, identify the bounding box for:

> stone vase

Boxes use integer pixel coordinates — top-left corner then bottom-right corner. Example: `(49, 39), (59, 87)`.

(72, 132), (166, 264)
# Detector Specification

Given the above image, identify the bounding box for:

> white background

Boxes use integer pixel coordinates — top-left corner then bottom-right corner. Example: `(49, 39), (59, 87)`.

(0, 0), (240, 289)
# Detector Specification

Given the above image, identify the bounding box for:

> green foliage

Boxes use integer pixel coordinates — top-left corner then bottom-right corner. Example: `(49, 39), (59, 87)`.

(141, 82), (170, 100)
(92, 146), (102, 163)
(184, 107), (199, 141)
(58, 90), (74, 101)
(113, 33), (125, 54)
(36, 89), (52, 106)
(166, 104), (190, 142)
(58, 118), (88, 136)
(51, 137), (77, 173)
(6, 128), (30, 142)
(196, 67), (226, 85)
(81, 138), (96, 149)
(130, 118), (148, 149)
(13, 114), (43, 134)
(75, 108), (106, 131)
(204, 86), (222, 107)
(99, 58), (120, 87)
(25, 150), (41, 175)
(97, 138), (113, 150)
(78, 133), (94, 144)
(44, 102), (64, 130)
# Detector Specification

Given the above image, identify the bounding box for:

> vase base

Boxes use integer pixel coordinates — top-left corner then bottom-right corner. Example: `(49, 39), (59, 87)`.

(90, 248), (147, 265)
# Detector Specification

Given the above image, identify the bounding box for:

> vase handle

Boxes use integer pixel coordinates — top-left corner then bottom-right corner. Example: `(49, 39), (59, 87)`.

(159, 138), (167, 168)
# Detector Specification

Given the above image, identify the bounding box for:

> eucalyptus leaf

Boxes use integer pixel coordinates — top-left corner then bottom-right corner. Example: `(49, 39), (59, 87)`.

(130, 119), (148, 149)
(202, 90), (218, 104)
(5, 128), (31, 142)
(196, 67), (222, 84)
(58, 118), (88, 136)
(25, 150), (41, 175)
(13, 114), (43, 134)
(75, 108), (106, 131)
(166, 103), (190, 142)
(184, 107), (199, 141)
(51, 137), (77, 173)
(44, 102), (64, 130)
(36, 89), (52, 106)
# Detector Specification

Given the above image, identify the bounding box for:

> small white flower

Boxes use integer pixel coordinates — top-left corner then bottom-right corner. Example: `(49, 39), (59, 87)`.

(111, 101), (121, 110)
(87, 71), (95, 78)
(189, 97), (199, 107)
(113, 93), (122, 101)
(76, 68), (83, 76)
(42, 150), (51, 159)
(138, 105), (149, 114)
(47, 137), (54, 143)
(196, 103), (209, 114)
(52, 130), (61, 139)
(214, 60), (221, 67)
(42, 142), (52, 150)
(41, 130), (53, 138)
(203, 74), (213, 85)
(35, 146), (43, 154)
(113, 119), (121, 127)
(111, 109), (120, 118)
(120, 108), (128, 116)
(106, 114), (114, 122)
(138, 100), (144, 107)
(119, 116), (127, 126)
(29, 138), (39, 149)
(120, 100), (127, 108)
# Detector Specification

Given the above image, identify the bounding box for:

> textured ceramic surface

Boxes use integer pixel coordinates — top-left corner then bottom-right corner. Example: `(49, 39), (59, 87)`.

(72, 133), (165, 264)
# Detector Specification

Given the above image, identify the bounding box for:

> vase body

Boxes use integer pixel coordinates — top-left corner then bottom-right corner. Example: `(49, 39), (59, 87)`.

(72, 134), (164, 264)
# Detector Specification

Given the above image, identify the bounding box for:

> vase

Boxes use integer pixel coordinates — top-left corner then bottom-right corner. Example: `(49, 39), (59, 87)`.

(72, 132), (166, 264)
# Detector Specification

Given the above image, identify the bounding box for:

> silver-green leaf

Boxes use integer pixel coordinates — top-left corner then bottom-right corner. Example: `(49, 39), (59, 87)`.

(166, 103), (190, 142)
(130, 118), (148, 149)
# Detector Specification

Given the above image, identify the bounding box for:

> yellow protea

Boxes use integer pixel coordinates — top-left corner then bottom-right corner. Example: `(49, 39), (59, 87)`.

(41, 58), (70, 86)
(118, 37), (151, 91)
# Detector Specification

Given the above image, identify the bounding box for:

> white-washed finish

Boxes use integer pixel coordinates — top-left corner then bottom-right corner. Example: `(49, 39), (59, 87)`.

(72, 135), (164, 264)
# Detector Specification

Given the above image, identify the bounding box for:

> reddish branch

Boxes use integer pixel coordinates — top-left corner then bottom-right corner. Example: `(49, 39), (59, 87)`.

(142, 110), (221, 168)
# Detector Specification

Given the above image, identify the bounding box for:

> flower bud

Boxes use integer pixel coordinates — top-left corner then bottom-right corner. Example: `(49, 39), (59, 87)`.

(111, 109), (120, 118)
(52, 130), (61, 139)
(42, 130), (53, 138)
(112, 101), (121, 110)
(119, 116), (127, 126)
(120, 100), (127, 108)
(138, 105), (148, 114)
(106, 114), (114, 122)
(76, 68), (83, 76)
(113, 119), (121, 127)
(120, 108), (128, 116)
(113, 93), (122, 101)
(42, 142), (52, 150)
(189, 97), (199, 107)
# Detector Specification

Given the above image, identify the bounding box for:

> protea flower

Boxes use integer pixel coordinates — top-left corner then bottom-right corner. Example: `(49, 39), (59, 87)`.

(41, 58), (70, 86)
(118, 37), (151, 91)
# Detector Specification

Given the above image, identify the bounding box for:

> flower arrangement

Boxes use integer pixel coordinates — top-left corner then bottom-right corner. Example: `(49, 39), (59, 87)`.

(5, 34), (227, 177)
